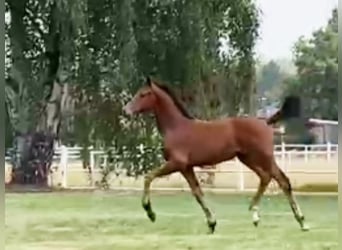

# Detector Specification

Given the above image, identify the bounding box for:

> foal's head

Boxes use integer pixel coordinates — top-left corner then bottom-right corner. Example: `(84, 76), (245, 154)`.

(123, 77), (158, 115)
(123, 76), (194, 119)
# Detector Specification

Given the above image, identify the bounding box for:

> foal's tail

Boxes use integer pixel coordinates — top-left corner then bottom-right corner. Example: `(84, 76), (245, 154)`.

(266, 96), (301, 125)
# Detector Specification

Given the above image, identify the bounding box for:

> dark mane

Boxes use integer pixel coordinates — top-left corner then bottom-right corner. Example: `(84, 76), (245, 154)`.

(151, 81), (194, 120)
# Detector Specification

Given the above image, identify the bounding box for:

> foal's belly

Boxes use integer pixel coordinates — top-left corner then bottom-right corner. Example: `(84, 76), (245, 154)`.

(167, 121), (238, 166)
(187, 141), (237, 166)
(191, 154), (237, 166)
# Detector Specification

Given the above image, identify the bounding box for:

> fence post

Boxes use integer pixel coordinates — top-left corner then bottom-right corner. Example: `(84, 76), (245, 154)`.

(327, 142), (331, 162)
(60, 145), (68, 188)
(238, 159), (245, 191)
(304, 145), (308, 163)
(281, 142), (286, 172)
(90, 151), (95, 188)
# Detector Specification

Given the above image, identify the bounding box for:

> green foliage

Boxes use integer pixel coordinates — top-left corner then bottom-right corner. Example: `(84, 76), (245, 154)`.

(256, 60), (287, 102)
(258, 61), (282, 93)
(255, 58), (297, 109)
(5, 0), (260, 177)
(284, 8), (337, 120)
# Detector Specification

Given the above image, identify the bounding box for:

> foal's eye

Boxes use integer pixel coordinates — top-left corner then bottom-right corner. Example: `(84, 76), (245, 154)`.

(140, 92), (150, 98)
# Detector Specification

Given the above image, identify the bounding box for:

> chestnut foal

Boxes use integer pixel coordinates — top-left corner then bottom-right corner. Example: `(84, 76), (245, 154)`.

(123, 77), (309, 233)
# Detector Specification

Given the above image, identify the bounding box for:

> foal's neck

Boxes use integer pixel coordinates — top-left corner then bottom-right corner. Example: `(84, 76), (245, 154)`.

(154, 98), (189, 135)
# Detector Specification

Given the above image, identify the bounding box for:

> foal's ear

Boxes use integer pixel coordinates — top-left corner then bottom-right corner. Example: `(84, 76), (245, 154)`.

(146, 76), (152, 86)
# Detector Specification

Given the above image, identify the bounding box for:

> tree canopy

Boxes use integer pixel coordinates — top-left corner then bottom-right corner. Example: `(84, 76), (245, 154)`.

(5, 0), (260, 181)
(284, 8), (337, 120)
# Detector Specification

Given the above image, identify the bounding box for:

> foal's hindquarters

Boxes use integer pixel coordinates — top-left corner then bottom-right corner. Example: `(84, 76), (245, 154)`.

(237, 152), (310, 231)
(232, 119), (310, 232)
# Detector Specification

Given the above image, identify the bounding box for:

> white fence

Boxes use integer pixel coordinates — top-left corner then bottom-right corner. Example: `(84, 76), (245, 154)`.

(5, 143), (338, 191)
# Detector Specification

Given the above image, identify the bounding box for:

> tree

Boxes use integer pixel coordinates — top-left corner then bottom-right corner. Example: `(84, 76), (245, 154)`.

(5, 0), (87, 184)
(5, 0), (260, 183)
(256, 60), (284, 105)
(284, 8), (337, 120)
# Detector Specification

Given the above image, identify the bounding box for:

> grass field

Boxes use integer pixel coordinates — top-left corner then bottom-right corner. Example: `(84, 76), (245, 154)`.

(5, 191), (338, 250)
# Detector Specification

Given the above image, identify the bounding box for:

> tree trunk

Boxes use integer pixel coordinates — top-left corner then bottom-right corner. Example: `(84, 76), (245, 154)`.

(7, 0), (32, 134)
(7, 1), (68, 186)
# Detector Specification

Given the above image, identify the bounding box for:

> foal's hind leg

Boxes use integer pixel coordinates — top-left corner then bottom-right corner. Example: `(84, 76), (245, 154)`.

(182, 168), (217, 234)
(248, 168), (272, 227)
(237, 154), (272, 227)
(271, 163), (309, 231)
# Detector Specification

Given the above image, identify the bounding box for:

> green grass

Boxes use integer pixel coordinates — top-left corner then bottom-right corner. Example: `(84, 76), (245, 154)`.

(5, 191), (338, 250)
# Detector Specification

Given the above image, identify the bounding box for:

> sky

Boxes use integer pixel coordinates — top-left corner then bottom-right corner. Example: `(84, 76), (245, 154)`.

(255, 0), (338, 61)
(5, 1), (337, 62)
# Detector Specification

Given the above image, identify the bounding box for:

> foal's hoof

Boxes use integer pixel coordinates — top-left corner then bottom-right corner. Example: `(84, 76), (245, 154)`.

(301, 224), (310, 232)
(208, 221), (217, 234)
(147, 211), (156, 222)
(142, 202), (156, 222)
(253, 220), (259, 227)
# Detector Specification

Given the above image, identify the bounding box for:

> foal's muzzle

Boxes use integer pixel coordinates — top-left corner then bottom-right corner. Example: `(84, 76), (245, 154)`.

(123, 103), (134, 115)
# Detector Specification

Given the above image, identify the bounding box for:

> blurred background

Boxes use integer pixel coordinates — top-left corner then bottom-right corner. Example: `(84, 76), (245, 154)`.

(5, 0), (338, 189)
(4, 1), (338, 250)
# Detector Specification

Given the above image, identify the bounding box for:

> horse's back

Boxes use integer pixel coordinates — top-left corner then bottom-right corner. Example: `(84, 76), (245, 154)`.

(193, 116), (272, 141)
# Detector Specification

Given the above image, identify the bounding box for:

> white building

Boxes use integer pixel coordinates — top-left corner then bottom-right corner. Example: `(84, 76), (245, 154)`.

(307, 118), (338, 144)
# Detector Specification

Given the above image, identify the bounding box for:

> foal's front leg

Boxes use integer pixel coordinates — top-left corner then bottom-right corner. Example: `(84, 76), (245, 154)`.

(142, 162), (178, 222)
(182, 168), (217, 234)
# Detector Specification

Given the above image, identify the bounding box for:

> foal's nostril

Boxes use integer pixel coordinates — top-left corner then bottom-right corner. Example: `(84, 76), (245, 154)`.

(123, 103), (133, 115)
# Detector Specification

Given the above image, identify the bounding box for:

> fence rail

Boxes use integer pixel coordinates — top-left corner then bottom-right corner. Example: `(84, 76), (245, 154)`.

(5, 143), (338, 191)
(5, 143), (338, 161)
